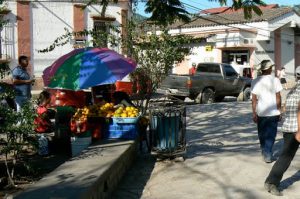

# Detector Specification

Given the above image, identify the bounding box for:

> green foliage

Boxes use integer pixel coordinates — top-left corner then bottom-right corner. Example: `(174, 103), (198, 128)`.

(0, 82), (15, 101)
(38, 26), (121, 53)
(0, 102), (37, 187)
(84, 0), (118, 17)
(83, 0), (264, 28)
(209, 0), (266, 19)
(0, 61), (10, 78)
(124, 20), (193, 113)
(233, 0), (266, 19)
(145, 0), (190, 27)
(0, 0), (38, 188)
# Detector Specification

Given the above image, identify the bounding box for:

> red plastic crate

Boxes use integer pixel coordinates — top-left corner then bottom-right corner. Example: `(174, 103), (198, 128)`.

(115, 81), (133, 95)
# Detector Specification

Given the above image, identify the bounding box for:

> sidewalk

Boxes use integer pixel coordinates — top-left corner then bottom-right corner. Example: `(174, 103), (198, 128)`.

(14, 139), (138, 199)
(114, 101), (300, 198)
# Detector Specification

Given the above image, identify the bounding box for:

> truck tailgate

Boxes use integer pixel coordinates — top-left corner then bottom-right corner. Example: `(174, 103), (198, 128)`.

(158, 75), (190, 96)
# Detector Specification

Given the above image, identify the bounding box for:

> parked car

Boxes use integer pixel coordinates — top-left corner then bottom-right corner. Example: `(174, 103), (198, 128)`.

(157, 62), (252, 104)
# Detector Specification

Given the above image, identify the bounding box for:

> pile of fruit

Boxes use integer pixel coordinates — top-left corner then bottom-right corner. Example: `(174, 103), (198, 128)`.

(72, 103), (139, 121)
(113, 106), (139, 118)
(72, 106), (89, 122)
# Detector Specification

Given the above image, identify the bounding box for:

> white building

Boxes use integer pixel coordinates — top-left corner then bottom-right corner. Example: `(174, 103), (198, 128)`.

(0, 0), (132, 87)
(169, 5), (300, 81)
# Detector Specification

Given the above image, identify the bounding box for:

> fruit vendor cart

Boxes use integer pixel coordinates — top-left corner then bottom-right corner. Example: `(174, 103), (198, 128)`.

(71, 102), (140, 137)
(41, 47), (137, 157)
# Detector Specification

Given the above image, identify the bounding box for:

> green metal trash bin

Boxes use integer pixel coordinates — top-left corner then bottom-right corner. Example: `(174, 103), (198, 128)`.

(149, 98), (186, 158)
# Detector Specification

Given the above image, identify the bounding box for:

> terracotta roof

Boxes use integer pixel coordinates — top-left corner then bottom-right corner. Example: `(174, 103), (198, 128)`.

(170, 7), (294, 29)
(200, 7), (230, 15)
(200, 4), (279, 14)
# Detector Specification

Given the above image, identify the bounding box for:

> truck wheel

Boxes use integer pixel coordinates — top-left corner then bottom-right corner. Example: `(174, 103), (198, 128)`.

(215, 96), (225, 102)
(237, 87), (251, 101)
(201, 88), (215, 104)
(243, 87), (251, 101)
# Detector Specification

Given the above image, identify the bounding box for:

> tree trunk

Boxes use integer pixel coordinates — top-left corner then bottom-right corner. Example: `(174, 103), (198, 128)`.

(4, 154), (15, 187)
(101, 0), (108, 17)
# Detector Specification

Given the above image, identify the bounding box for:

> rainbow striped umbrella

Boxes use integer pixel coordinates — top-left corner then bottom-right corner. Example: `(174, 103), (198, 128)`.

(42, 48), (136, 90)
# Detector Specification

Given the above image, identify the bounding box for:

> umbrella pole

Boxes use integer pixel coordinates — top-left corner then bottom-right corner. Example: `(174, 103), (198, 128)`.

(91, 88), (96, 104)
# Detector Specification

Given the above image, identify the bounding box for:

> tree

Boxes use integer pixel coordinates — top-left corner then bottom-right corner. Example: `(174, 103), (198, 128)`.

(145, 0), (190, 26)
(124, 21), (194, 114)
(92, 0), (266, 26)
(0, 103), (36, 187)
(0, 0), (37, 187)
(84, 0), (118, 17)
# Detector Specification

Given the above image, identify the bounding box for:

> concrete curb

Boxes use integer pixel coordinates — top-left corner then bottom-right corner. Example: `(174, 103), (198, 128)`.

(14, 139), (138, 199)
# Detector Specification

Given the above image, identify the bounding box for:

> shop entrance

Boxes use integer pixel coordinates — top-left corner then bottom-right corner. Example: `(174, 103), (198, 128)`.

(222, 50), (249, 65)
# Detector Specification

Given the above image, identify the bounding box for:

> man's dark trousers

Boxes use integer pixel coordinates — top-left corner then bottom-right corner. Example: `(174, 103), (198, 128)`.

(265, 133), (300, 186)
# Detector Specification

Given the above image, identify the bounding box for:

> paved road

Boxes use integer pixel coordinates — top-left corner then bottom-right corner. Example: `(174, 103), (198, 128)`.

(114, 100), (300, 199)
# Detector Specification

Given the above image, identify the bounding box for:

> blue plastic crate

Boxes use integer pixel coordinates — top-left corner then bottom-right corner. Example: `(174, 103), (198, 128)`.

(112, 115), (140, 124)
(105, 123), (138, 139)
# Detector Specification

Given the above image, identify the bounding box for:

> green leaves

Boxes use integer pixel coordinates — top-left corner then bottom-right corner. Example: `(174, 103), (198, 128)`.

(0, 101), (37, 186)
(124, 20), (193, 113)
(145, 0), (191, 27)
(38, 25), (121, 53)
(232, 0), (266, 19)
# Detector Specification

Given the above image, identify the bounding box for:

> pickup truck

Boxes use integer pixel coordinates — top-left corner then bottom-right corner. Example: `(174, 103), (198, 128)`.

(157, 62), (252, 104)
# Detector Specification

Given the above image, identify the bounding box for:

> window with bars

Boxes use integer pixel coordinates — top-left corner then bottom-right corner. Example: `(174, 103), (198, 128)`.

(0, 23), (14, 61)
(93, 21), (110, 47)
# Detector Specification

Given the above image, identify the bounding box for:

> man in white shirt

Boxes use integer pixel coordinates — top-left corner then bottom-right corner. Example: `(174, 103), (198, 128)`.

(251, 60), (282, 163)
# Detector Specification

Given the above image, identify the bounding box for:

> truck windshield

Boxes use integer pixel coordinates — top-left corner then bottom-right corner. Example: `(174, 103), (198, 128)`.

(223, 64), (238, 77)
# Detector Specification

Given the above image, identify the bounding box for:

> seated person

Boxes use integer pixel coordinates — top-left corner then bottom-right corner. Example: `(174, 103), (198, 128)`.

(34, 90), (55, 133)
(112, 91), (135, 108)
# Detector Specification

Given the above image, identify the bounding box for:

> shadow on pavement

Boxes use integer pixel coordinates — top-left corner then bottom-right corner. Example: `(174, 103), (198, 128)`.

(112, 153), (156, 199)
(185, 102), (264, 159)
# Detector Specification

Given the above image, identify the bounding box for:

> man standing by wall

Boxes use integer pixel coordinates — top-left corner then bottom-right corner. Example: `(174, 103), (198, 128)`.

(12, 56), (34, 111)
(251, 60), (282, 163)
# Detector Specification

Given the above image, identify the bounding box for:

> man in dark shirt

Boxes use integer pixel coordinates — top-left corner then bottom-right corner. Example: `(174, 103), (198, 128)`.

(12, 56), (34, 111)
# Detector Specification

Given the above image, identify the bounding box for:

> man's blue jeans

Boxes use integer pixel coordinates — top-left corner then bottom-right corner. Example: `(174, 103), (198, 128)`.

(15, 95), (30, 112)
(257, 116), (280, 157)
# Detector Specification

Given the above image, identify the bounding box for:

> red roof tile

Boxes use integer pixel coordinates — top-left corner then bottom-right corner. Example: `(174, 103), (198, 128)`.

(200, 4), (279, 14)
(170, 7), (294, 29)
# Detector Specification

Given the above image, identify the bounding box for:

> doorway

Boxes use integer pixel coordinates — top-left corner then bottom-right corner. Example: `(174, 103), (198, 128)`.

(222, 50), (249, 65)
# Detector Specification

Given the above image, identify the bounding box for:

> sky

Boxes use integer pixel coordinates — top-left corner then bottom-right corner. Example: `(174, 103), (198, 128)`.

(136, 0), (299, 17)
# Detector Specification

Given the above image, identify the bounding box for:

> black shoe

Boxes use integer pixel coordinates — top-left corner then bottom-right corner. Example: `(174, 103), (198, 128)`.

(264, 182), (283, 196)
